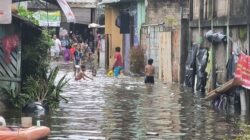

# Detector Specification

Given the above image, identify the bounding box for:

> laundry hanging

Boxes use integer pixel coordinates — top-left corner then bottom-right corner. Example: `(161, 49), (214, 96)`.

(119, 10), (130, 34)
(2, 34), (20, 64)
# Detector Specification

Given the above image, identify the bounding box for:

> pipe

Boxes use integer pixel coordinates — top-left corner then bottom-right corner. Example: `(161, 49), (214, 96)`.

(141, 22), (165, 27)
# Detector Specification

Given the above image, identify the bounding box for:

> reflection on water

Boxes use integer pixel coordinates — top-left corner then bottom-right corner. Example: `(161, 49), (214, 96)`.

(0, 62), (246, 139)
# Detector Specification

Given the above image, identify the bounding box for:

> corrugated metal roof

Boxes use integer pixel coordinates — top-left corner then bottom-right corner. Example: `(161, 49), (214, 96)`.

(66, 0), (97, 8)
(98, 0), (137, 5)
(61, 8), (91, 24)
(99, 0), (120, 4)
(12, 0), (58, 5)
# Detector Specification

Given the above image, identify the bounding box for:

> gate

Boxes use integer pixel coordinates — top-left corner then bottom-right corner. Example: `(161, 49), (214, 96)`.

(141, 25), (180, 83)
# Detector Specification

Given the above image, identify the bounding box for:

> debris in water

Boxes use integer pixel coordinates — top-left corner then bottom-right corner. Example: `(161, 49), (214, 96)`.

(170, 92), (175, 97)
(146, 132), (159, 136)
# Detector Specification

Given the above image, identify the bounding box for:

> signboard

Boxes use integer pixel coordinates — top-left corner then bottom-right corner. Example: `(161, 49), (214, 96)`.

(235, 53), (250, 89)
(0, 0), (11, 24)
(57, 0), (76, 23)
(33, 11), (61, 27)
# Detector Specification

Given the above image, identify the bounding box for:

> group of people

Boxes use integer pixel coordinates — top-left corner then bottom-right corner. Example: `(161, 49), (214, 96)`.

(49, 28), (155, 84)
(50, 28), (97, 81)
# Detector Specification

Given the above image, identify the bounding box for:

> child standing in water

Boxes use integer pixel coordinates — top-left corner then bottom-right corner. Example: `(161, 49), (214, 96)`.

(75, 65), (93, 81)
(73, 44), (82, 76)
(145, 58), (155, 84)
(112, 47), (123, 77)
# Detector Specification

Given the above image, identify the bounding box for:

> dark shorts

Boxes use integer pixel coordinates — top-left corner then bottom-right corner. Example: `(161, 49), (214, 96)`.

(145, 76), (154, 84)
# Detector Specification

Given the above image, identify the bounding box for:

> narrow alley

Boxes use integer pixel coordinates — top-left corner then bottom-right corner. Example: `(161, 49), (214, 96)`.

(1, 0), (250, 139)
(41, 62), (240, 140)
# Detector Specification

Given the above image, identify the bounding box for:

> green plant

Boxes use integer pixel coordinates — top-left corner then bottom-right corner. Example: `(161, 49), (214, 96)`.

(130, 47), (145, 74)
(17, 6), (39, 25)
(23, 66), (69, 109)
(1, 88), (30, 109)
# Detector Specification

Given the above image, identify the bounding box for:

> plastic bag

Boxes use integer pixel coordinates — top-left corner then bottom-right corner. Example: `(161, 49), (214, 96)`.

(107, 70), (113, 77)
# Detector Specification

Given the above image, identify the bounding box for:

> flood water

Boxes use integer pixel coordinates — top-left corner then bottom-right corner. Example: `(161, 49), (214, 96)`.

(1, 62), (248, 140)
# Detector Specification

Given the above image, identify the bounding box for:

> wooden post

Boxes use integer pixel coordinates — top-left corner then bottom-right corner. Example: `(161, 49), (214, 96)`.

(240, 90), (247, 111)
(179, 0), (183, 83)
(248, 0), (250, 55)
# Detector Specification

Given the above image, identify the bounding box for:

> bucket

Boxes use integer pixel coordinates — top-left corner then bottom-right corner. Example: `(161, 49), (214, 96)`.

(21, 117), (32, 128)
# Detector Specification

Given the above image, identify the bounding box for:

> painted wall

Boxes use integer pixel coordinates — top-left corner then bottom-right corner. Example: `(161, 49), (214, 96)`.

(105, 6), (123, 68)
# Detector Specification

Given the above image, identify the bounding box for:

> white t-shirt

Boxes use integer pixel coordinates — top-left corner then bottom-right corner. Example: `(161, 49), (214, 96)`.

(51, 39), (61, 52)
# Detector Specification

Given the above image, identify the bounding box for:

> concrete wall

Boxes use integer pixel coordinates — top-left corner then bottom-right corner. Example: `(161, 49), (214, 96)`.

(230, 0), (247, 17)
(104, 6), (123, 68)
(146, 0), (189, 25)
(144, 0), (189, 83)
(193, 0), (246, 20)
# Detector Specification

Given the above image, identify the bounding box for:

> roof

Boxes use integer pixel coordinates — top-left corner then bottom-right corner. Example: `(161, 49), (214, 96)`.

(12, 14), (42, 31)
(98, 0), (137, 4)
(12, 0), (58, 5)
(27, 1), (60, 10)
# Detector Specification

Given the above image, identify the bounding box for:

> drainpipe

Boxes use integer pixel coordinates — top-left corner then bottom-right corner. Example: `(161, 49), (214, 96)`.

(211, 0), (215, 89)
(226, 0), (230, 61)
(179, 0), (183, 83)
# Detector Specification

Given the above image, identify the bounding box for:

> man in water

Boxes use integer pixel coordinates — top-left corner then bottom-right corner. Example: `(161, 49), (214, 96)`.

(144, 58), (155, 84)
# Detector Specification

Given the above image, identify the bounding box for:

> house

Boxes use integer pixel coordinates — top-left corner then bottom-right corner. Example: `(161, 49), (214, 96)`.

(0, 0), (66, 94)
(61, 0), (97, 38)
(0, 14), (42, 94)
(141, 0), (189, 83)
(100, 0), (146, 72)
(189, 0), (249, 91)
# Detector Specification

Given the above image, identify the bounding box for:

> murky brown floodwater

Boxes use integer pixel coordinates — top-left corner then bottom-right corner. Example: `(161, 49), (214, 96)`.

(1, 62), (248, 140)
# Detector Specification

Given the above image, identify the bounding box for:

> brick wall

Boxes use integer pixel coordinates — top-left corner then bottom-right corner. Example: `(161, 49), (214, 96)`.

(146, 0), (189, 27)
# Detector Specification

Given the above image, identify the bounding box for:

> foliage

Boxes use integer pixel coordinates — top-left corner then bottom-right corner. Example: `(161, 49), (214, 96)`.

(130, 46), (145, 73)
(17, 6), (39, 25)
(1, 88), (30, 109)
(23, 66), (69, 109)
(22, 30), (52, 81)
(19, 28), (67, 110)
(2, 67), (68, 110)
(48, 28), (56, 36)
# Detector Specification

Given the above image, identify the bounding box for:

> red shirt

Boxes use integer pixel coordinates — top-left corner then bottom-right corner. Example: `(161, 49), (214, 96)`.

(70, 47), (75, 55)
(114, 52), (123, 67)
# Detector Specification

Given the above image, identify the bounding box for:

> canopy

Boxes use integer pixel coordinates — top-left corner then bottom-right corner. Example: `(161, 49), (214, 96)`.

(12, 0), (76, 23)
(88, 23), (105, 28)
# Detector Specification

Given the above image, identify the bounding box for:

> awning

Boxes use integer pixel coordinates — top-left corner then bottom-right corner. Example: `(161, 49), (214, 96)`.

(66, 0), (97, 8)
(88, 23), (105, 28)
(12, 0), (58, 5)
(61, 8), (90, 24)
(57, 0), (76, 23)
(98, 0), (120, 5)
(12, 0), (76, 23)
(13, 14), (41, 31)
